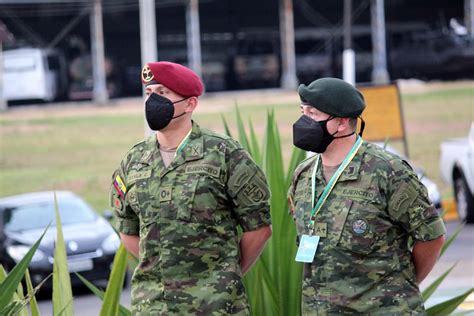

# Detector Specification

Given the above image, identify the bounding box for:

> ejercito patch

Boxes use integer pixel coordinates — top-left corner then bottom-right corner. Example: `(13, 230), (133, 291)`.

(185, 164), (220, 178)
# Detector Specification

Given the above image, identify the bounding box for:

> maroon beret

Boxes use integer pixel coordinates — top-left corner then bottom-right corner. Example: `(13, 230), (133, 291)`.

(141, 61), (204, 97)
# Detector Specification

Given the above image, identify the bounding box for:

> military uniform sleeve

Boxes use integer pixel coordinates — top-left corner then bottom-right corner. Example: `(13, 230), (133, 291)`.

(287, 175), (297, 218)
(226, 148), (271, 232)
(386, 159), (446, 241)
(110, 163), (139, 235)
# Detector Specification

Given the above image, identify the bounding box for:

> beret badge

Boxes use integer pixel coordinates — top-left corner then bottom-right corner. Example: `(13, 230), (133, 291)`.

(141, 65), (154, 83)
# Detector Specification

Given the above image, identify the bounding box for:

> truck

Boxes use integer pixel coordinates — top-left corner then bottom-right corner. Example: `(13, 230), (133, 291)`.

(440, 123), (474, 223)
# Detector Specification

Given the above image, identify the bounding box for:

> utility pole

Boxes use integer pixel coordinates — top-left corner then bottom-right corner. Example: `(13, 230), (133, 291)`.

(466, 0), (474, 37)
(186, 0), (202, 79)
(0, 42), (5, 111)
(279, 0), (298, 89)
(370, 0), (389, 84)
(343, 0), (355, 85)
(139, 0), (157, 137)
(90, 0), (108, 104)
(0, 39), (4, 112)
(0, 21), (13, 111)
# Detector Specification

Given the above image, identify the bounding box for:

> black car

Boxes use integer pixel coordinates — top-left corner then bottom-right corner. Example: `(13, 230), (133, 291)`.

(0, 191), (120, 288)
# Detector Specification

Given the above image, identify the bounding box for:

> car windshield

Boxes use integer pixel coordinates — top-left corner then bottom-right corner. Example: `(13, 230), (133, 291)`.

(3, 196), (97, 232)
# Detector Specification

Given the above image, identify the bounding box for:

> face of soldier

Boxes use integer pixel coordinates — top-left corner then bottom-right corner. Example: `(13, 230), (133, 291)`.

(144, 84), (193, 131)
(292, 104), (352, 153)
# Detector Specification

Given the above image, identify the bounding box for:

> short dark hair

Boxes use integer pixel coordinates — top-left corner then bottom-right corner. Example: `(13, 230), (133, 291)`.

(349, 117), (358, 131)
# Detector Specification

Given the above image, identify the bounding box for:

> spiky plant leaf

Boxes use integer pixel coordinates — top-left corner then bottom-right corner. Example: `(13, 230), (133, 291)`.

(52, 192), (74, 316)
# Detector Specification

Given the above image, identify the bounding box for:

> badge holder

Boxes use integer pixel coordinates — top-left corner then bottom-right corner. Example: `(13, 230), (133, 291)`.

(295, 235), (320, 263)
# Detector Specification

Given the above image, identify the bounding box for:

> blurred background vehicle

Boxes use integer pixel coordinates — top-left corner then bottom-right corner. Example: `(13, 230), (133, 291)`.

(231, 30), (280, 89)
(373, 142), (443, 212)
(3, 48), (68, 102)
(0, 190), (120, 288)
(440, 123), (474, 223)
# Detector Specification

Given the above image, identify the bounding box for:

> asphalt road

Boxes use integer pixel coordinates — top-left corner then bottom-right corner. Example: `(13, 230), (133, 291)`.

(37, 220), (474, 315)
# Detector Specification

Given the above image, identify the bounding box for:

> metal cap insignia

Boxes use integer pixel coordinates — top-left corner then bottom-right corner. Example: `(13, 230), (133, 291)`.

(141, 65), (154, 83)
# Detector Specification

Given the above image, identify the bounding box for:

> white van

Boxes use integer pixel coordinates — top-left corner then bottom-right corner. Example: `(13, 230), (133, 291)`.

(2, 48), (67, 102)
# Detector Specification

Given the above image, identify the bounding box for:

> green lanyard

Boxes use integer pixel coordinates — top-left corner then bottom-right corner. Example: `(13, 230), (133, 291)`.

(175, 128), (192, 157)
(308, 136), (363, 233)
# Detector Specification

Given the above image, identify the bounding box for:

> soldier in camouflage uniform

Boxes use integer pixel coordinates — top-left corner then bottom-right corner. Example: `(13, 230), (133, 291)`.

(288, 78), (445, 315)
(111, 61), (272, 315)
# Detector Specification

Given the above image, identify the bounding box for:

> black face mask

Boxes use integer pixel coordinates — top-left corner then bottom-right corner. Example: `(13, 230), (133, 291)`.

(145, 93), (188, 131)
(292, 115), (355, 153)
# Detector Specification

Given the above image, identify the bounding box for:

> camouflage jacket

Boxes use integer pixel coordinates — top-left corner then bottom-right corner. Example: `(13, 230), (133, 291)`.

(111, 122), (271, 315)
(288, 141), (445, 315)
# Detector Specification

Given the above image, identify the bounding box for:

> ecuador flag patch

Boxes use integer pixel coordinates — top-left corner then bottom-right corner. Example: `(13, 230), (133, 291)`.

(114, 175), (127, 198)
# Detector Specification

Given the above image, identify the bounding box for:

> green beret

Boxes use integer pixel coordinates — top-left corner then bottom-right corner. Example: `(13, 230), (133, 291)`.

(298, 78), (365, 117)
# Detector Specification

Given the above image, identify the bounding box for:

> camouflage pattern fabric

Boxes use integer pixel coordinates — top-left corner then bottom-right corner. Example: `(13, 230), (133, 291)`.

(110, 122), (271, 315)
(288, 142), (445, 315)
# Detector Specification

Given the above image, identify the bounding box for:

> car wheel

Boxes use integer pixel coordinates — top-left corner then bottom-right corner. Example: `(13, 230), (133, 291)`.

(453, 172), (474, 223)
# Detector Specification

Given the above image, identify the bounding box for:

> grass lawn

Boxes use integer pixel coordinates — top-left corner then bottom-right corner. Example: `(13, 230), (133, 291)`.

(0, 81), (472, 212)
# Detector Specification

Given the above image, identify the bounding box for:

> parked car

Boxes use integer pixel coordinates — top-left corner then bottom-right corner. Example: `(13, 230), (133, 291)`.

(0, 191), (120, 287)
(373, 142), (443, 212)
(440, 123), (474, 223)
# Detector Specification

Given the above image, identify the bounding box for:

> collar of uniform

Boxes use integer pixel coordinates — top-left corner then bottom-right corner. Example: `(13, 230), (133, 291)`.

(139, 135), (158, 165)
(315, 141), (366, 182)
(181, 121), (204, 161)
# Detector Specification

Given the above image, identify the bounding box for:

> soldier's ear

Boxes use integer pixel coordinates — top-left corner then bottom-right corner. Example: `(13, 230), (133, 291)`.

(337, 117), (352, 132)
(185, 97), (198, 113)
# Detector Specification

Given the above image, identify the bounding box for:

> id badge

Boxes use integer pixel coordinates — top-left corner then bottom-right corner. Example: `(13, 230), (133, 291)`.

(295, 235), (320, 263)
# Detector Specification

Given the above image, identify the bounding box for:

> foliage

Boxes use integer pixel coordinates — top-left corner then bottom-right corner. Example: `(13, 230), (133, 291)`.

(0, 225), (48, 315)
(52, 192), (74, 316)
(223, 108), (306, 315)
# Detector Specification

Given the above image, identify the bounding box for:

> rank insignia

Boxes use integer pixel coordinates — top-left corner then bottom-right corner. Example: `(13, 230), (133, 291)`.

(113, 175), (127, 198)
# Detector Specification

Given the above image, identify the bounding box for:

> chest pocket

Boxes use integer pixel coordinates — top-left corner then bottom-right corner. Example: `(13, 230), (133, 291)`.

(336, 199), (378, 255)
(150, 168), (226, 225)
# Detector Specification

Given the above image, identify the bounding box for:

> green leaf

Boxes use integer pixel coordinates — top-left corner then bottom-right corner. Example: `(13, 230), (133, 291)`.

(0, 265), (6, 281)
(25, 269), (40, 316)
(248, 118), (262, 165)
(100, 244), (128, 316)
(235, 104), (251, 153)
(240, 109), (304, 316)
(440, 222), (464, 258)
(450, 310), (474, 316)
(422, 262), (457, 301)
(0, 226), (49, 312)
(15, 280), (28, 316)
(426, 288), (474, 316)
(55, 299), (74, 316)
(52, 191), (74, 316)
(221, 115), (233, 138)
(285, 147), (306, 189)
(0, 300), (24, 316)
(75, 273), (131, 316)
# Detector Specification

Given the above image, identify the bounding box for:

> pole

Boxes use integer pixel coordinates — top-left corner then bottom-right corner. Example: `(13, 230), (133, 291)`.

(343, 0), (355, 85)
(139, 0), (157, 137)
(90, 0), (108, 104)
(370, 0), (389, 84)
(279, 0), (298, 89)
(466, 0), (474, 37)
(0, 42), (6, 111)
(186, 0), (202, 79)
